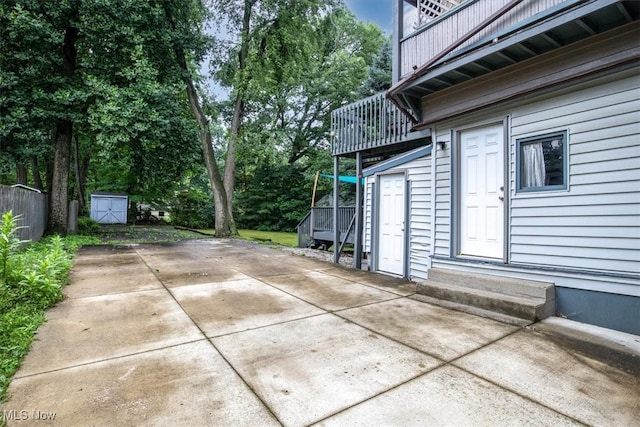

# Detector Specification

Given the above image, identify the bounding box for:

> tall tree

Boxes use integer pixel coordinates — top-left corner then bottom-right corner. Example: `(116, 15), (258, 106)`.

(234, 5), (384, 172)
(157, 0), (236, 237)
(230, 5), (386, 230)
(209, 0), (367, 235)
(358, 36), (392, 97)
(1, 1), (201, 231)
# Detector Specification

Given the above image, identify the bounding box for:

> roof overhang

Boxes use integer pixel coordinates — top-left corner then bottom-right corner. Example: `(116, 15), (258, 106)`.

(363, 145), (433, 178)
(388, 0), (639, 121)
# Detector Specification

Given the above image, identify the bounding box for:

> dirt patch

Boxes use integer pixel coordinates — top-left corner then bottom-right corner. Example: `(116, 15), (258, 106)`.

(89, 224), (208, 244)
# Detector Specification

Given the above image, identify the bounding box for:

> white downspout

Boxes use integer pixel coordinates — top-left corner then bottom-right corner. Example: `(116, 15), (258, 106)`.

(429, 127), (438, 274)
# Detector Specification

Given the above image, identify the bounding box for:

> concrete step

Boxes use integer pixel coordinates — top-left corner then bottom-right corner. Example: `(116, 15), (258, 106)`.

(417, 268), (555, 322)
(427, 268), (554, 300)
(410, 294), (533, 327)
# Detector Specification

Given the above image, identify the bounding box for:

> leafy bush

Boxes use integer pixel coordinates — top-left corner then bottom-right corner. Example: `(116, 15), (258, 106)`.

(0, 212), (27, 282)
(78, 216), (100, 234)
(235, 163), (310, 232)
(169, 191), (215, 229)
(0, 211), (81, 401)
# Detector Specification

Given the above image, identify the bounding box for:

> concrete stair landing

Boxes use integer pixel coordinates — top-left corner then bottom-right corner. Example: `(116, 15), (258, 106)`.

(416, 268), (555, 324)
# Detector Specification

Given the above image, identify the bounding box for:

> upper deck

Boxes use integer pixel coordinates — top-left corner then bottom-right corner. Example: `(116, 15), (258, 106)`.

(330, 92), (429, 158)
(396, 0), (568, 80)
(332, 0), (638, 158)
(391, 0), (638, 124)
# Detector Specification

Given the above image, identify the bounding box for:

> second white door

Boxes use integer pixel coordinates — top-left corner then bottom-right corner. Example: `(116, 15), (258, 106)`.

(378, 174), (405, 275)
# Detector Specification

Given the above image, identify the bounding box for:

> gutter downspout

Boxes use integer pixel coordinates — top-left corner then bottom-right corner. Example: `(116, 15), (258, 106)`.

(429, 127), (437, 274)
(387, 0), (525, 105)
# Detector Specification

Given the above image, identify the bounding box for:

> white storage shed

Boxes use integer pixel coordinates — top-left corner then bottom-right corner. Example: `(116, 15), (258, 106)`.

(90, 193), (128, 224)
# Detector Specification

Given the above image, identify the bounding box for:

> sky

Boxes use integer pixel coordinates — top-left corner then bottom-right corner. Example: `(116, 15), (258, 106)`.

(345, 0), (394, 34)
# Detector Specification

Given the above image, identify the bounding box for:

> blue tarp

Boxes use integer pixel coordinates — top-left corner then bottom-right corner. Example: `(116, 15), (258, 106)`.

(320, 174), (363, 185)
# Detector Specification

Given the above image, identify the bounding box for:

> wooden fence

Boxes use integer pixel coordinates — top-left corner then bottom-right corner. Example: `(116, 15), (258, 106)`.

(0, 185), (48, 242)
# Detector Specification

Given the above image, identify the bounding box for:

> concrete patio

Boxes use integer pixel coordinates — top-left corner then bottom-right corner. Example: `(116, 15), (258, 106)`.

(2, 239), (639, 426)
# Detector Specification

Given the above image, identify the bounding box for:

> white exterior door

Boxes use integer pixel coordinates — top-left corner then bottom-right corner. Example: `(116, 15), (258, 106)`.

(460, 124), (504, 259)
(378, 174), (405, 275)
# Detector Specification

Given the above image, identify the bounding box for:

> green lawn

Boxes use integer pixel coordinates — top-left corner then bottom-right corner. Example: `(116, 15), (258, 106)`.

(198, 229), (298, 247)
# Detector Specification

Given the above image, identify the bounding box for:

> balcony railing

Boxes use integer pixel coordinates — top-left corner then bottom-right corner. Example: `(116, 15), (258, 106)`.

(416, 0), (466, 27)
(400, 0), (566, 77)
(331, 92), (428, 157)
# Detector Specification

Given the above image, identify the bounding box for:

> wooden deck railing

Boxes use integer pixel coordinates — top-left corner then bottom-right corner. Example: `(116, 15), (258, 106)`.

(400, 0), (566, 77)
(296, 206), (356, 248)
(331, 92), (427, 157)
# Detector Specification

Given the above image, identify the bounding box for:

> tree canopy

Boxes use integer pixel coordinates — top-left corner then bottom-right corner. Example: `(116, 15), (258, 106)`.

(0, 0), (389, 234)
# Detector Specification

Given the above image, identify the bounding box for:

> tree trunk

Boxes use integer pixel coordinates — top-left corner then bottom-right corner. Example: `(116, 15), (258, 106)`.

(224, 96), (241, 236)
(16, 162), (27, 185)
(48, 25), (78, 234)
(78, 156), (89, 213)
(46, 161), (54, 196)
(73, 134), (88, 212)
(185, 79), (232, 237)
(49, 120), (73, 234)
(162, 2), (236, 237)
(221, 0), (254, 236)
(31, 156), (43, 190)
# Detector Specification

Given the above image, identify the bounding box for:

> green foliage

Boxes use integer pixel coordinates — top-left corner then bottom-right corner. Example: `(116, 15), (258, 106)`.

(235, 162), (310, 232)
(212, 2), (385, 233)
(77, 216), (100, 234)
(0, 215), (85, 400)
(0, 307), (45, 403)
(170, 191), (215, 229)
(359, 36), (393, 97)
(225, 3), (386, 170)
(2, 235), (71, 311)
(2, 0), (386, 235)
(0, 211), (26, 282)
(1, 0), (205, 203)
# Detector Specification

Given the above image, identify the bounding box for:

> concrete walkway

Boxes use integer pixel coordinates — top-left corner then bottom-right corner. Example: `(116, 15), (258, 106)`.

(2, 239), (639, 426)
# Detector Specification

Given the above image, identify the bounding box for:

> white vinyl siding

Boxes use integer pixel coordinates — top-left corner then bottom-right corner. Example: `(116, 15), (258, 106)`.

(509, 74), (640, 274)
(364, 153), (432, 280)
(364, 178), (373, 253)
(406, 157), (432, 280)
(434, 131), (452, 258)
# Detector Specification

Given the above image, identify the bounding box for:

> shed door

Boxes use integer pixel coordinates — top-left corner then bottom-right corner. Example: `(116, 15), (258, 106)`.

(93, 197), (127, 224)
(460, 124), (505, 259)
(378, 174), (405, 275)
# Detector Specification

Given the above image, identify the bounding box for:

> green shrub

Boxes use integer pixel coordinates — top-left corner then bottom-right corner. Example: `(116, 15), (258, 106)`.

(234, 163), (310, 232)
(78, 216), (100, 234)
(0, 212), (84, 401)
(0, 211), (27, 283)
(170, 191), (214, 229)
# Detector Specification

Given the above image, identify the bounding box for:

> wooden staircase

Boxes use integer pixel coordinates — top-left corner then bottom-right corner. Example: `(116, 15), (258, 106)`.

(296, 207), (356, 249)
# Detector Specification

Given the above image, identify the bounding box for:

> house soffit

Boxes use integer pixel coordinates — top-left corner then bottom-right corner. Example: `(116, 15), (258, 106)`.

(393, 0), (639, 108)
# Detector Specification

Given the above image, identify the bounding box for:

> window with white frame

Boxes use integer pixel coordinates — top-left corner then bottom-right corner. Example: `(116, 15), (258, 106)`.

(517, 131), (567, 192)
